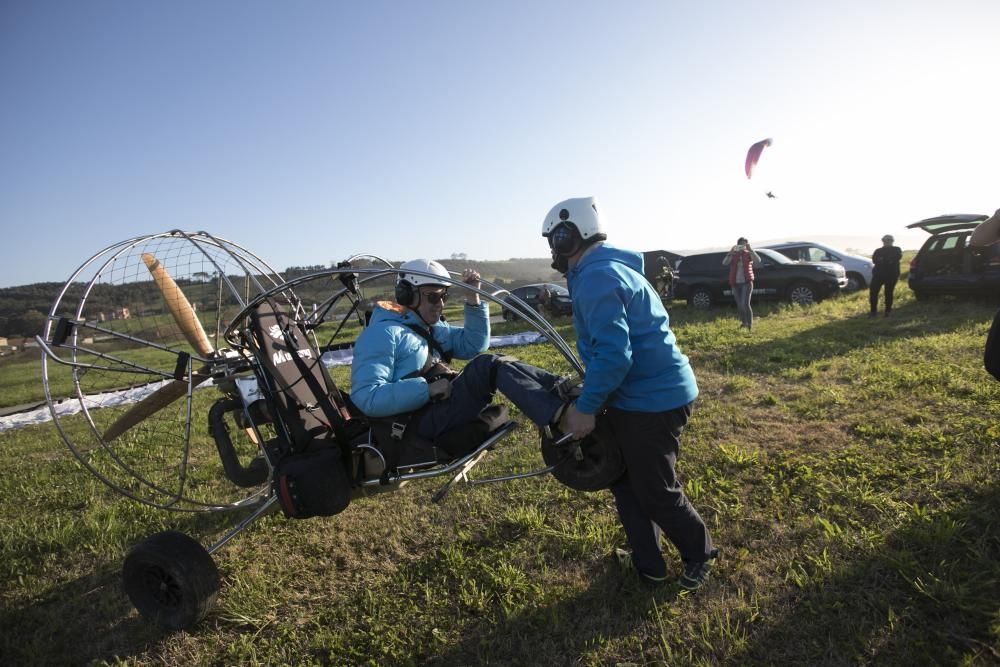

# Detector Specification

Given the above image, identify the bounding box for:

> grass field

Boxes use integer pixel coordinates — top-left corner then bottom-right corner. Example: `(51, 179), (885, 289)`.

(1, 286), (998, 666)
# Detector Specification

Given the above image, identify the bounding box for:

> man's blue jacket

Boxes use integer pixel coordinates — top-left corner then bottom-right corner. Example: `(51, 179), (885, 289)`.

(566, 243), (698, 415)
(350, 301), (490, 417)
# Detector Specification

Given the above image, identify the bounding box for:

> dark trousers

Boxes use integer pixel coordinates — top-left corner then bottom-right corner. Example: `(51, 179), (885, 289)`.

(606, 403), (714, 577)
(869, 272), (899, 314)
(414, 354), (564, 439)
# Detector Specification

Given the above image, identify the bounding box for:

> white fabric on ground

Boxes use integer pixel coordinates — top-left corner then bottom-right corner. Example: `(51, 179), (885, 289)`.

(0, 332), (549, 431)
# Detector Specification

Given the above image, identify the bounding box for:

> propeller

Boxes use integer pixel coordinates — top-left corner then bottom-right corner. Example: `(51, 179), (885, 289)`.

(102, 253), (215, 441)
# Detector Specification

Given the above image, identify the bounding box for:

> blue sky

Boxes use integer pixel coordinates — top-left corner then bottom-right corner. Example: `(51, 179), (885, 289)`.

(2, 1), (998, 287)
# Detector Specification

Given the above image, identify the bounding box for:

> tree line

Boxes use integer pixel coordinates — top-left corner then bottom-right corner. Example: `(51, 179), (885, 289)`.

(0, 258), (560, 338)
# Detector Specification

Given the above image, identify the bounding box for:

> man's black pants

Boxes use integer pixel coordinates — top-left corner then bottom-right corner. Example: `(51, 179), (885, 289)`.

(605, 402), (714, 578)
(869, 272), (899, 314)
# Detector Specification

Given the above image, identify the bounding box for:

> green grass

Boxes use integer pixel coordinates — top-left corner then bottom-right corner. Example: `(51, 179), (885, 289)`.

(1, 287), (998, 665)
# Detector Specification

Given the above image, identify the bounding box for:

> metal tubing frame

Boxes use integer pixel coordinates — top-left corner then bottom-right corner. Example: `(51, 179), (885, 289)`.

(39, 231), (285, 512)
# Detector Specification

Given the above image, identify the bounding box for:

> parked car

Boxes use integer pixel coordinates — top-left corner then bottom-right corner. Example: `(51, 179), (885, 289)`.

(763, 241), (874, 292)
(906, 213), (1000, 300)
(673, 248), (847, 309)
(501, 283), (572, 320)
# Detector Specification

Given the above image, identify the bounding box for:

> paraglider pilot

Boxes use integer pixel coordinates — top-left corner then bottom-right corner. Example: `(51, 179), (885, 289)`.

(350, 259), (573, 457)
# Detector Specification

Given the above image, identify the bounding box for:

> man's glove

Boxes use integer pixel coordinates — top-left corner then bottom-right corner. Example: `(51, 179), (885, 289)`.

(428, 377), (452, 402)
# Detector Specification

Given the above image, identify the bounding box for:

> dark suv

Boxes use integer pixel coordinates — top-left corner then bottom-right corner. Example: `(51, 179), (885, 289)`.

(906, 214), (1000, 300)
(501, 283), (572, 320)
(673, 248), (847, 309)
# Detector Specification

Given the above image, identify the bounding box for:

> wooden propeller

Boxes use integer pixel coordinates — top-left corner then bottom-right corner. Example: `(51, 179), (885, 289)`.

(102, 254), (215, 441)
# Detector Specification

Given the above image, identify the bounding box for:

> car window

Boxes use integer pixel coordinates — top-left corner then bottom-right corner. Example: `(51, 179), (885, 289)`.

(757, 248), (792, 265)
(931, 236), (961, 252)
(523, 287), (539, 299)
(807, 247), (838, 262)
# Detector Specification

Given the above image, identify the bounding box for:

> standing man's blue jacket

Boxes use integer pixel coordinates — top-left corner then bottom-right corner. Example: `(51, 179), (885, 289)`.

(350, 301), (490, 417)
(566, 243), (698, 414)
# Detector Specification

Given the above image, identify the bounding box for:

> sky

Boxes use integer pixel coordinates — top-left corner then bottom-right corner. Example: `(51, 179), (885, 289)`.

(2, 0), (999, 288)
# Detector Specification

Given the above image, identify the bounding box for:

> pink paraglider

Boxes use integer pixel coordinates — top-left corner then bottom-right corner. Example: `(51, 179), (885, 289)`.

(745, 138), (772, 179)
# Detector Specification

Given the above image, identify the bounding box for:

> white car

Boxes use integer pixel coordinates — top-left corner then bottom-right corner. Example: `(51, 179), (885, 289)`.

(762, 241), (874, 292)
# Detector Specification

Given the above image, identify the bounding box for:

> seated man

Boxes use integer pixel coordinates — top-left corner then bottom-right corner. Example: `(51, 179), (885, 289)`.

(350, 259), (571, 452)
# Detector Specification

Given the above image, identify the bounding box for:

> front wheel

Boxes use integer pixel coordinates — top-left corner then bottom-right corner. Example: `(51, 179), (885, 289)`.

(687, 287), (712, 310)
(788, 283), (818, 305)
(123, 530), (219, 630)
(845, 273), (866, 292)
(541, 422), (624, 492)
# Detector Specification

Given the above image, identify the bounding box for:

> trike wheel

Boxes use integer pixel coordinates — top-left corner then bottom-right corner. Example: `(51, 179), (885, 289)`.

(541, 422), (624, 492)
(123, 530), (219, 630)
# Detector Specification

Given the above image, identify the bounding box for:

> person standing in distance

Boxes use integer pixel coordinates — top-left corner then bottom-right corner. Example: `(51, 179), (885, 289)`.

(541, 196), (718, 591)
(870, 235), (902, 317)
(722, 238), (761, 330)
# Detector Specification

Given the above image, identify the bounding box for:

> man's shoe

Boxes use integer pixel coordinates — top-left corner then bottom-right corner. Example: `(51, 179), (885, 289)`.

(614, 548), (668, 588)
(678, 549), (719, 591)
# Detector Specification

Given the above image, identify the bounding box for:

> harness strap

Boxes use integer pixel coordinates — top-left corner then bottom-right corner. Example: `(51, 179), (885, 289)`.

(404, 323), (453, 364)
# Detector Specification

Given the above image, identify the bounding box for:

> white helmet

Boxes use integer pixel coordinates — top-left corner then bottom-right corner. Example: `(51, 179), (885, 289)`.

(398, 259), (450, 287)
(541, 196), (606, 241)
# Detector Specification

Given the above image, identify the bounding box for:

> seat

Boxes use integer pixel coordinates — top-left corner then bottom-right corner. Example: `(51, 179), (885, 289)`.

(358, 404), (511, 481)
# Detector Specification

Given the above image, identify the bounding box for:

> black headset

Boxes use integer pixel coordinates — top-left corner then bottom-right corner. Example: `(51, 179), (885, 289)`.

(395, 278), (416, 307)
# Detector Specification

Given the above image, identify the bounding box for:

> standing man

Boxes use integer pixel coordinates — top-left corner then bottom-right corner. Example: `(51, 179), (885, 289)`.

(870, 234), (902, 317)
(970, 209), (1000, 380)
(541, 196), (718, 591)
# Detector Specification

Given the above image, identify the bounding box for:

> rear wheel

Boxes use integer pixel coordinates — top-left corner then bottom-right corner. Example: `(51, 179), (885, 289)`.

(788, 283), (818, 305)
(123, 530), (219, 630)
(688, 287), (712, 310)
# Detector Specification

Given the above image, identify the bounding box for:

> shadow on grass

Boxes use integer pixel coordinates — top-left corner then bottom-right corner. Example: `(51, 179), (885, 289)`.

(0, 560), (168, 666)
(737, 481), (1000, 664)
(421, 559), (679, 666)
(0, 506), (263, 666)
(707, 300), (993, 375)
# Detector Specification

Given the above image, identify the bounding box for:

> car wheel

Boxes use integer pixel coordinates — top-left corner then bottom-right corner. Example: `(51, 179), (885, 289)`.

(123, 530), (220, 630)
(788, 283), (817, 305)
(688, 287), (712, 309)
(845, 273), (865, 292)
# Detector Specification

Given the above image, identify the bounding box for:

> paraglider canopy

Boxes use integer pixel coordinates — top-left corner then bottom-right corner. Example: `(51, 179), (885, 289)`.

(745, 138), (772, 179)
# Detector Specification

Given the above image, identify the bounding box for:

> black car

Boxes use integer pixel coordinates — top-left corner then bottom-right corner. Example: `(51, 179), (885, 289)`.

(501, 283), (572, 320)
(906, 214), (1000, 300)
(673, 248), (847, 309)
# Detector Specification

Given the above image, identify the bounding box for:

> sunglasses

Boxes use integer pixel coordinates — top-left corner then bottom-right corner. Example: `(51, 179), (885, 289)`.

(422, 290), (448, 304)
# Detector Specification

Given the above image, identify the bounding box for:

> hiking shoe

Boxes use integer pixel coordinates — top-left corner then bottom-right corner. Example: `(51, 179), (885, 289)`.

(678, 549), (719, 591)
(614, 548), (668, 588)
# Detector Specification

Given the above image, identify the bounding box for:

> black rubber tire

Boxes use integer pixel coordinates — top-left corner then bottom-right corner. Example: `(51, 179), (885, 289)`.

(688, 287), (712, 310)
(845, 273), (865, 292)
(123, 530), (219, 630)
(788, 283), (817, 305)
(541, 420), (624, 492)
